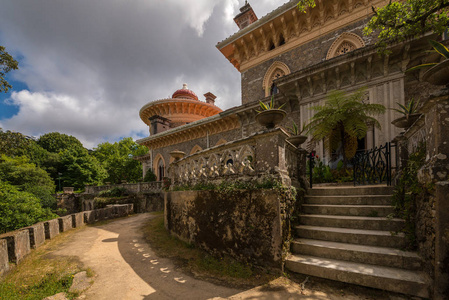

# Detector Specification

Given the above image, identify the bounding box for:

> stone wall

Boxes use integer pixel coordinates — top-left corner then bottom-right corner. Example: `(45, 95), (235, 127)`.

(394, 88), (449, 299)
(242, 18), (372, 105)
(165, 188), (296, 269)
(0, 204), (133, 277)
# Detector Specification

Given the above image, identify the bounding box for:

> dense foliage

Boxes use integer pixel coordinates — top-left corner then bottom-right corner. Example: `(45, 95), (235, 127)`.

(0, 181), (57, 233)
(0, 155), (57, 209)
(92, 137), (147, 184)
(305, 89), (385, 167)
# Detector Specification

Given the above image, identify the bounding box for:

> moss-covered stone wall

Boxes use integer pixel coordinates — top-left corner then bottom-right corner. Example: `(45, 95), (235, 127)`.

(164, 188), (296, 269)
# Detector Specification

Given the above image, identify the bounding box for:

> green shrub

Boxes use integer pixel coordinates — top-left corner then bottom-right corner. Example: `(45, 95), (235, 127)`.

(143, 169), (157, 182)
(98, 187), (128, 197)
(0, 181), (58, 233)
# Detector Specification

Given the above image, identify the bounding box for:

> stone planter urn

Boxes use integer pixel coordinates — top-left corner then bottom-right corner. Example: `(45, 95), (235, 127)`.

(255, 109), (287, 129)
(422, 60), (449, 87)
(170, 150), (186, 161)
(287, 135), (307, 147)
(391, 113), (422, 129)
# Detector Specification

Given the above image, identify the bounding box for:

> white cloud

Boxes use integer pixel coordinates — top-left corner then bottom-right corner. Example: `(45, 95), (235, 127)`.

(0, 0), (280, 148)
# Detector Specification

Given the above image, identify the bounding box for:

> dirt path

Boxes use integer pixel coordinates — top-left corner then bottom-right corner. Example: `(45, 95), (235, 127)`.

(52, 213), (243, 300)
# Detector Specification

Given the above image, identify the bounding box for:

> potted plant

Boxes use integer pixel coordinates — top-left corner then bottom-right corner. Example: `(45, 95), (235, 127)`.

(255, 96), (286, 129)
(391, 98), (421, 129)
(286, 121), (307, 147)
(407, 40), (449, 87)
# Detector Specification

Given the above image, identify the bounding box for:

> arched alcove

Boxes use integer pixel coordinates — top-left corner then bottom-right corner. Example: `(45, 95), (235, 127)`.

(326, 32), (365, 60)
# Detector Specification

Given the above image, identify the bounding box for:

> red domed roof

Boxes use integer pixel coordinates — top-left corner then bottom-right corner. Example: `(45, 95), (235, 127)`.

(172, 83), (198, 100)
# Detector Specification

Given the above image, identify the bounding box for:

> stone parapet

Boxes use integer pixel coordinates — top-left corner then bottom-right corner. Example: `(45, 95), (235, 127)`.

(168, 128), (302, 188)
(58, 216), (73, 232)
(44, 219), (60, 240)
(71, 213), (84, 228)
(0, 230), (30, 263)
(25, 223), (46, 249)
(0, 239), (9, 276)
(83, 211), (95, 224)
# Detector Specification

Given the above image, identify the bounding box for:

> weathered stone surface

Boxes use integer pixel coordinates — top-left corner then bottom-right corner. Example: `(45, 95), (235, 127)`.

(95, 208), (106, 221)
(104, 207), (113, 219)
(127, 203), (134, 214)
(25, 223), (46, 249)
(0, 239), (9, 275)
(84, 211), (95, 224)
(71, 213), (84, 228)
(165, 189), (292, 268)
(1, 230), (30, 263)
(42, 292), (68, 300)
(44, 219), (60, 239)
(58, 216), (73, 232)
(434, 181), (449, 299)
(68, 271), (92, 294)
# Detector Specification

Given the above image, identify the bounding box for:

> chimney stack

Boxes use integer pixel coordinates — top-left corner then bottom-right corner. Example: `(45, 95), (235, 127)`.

(233, 1), (258, 30)
(204, 92), (217, 105)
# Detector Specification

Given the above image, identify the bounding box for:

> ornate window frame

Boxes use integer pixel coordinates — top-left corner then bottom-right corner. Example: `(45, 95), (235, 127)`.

(326, 32), (365, 60)
(262, 61), (291, 97)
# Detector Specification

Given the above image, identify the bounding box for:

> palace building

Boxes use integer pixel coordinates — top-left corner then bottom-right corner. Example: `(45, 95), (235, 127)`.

(136, 0), (439, 182)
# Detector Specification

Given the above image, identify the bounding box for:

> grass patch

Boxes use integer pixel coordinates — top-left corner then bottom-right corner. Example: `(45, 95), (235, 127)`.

(142, 213), (275, 288)
(0, 229), (92, 300)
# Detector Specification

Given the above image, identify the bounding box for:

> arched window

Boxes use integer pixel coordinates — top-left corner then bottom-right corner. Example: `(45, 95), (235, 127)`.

(153, 154), (166, 181)
(263, 61), (291, 97)
(158, 159), (165, 181)
(326, 32), (365, 60)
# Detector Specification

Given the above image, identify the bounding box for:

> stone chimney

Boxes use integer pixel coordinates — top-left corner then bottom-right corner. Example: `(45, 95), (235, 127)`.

(233, 1), (258, 30)
(204, 92), (217, 105)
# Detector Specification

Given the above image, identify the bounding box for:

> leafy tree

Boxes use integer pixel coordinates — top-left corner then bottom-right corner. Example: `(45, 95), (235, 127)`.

(0, 129), (33, 157)
(0, 180), (57, 233)
(297, 0), (449, 52)
(305, 89), (386, 167)
(93, 137), (148, 184)
(0, 46), (19, 93)
(59, 149), (106, 189)
(38, 132), (85, 154)
(0, 155), (57, 209)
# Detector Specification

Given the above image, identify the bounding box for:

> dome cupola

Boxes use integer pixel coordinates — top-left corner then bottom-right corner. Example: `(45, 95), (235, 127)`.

(172, 83), (199, 100)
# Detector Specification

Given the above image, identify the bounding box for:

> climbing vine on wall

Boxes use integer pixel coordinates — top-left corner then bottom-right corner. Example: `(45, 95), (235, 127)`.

(392, 142), (429, 249)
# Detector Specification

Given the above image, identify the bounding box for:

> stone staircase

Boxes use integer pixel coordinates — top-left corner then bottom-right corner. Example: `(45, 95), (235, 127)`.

(285, 185), (430, 298)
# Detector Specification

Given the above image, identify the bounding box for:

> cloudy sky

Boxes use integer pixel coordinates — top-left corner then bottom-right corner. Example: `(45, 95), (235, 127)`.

(0, 0), (284, 148)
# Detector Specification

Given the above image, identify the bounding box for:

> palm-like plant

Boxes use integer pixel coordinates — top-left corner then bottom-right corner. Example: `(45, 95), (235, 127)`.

(305, 88), (386, 168)
(392, 98), (420, 119)
(407, 40), (449, 72)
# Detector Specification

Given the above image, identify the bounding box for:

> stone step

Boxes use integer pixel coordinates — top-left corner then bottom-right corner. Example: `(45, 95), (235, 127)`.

(299, 214), (405, 231)
(295, 225), (406, 248)
(307, 186), (394, 196)
(285, 254), (429, 298)
(301, 204), (394, 217)
(291, 238), (422, 270)
(305, 195), (392, 205)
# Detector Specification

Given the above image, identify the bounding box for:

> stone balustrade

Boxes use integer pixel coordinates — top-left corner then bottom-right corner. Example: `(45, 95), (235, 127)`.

(169, 128), (304, 187)
(84, 181), (162, 195)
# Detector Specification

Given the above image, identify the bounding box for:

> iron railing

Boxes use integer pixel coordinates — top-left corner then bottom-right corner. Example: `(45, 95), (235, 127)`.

(353, 142), (396, 186)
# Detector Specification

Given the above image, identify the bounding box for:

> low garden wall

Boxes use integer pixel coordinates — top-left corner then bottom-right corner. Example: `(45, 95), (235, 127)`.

(164, 188), (297, 270)
(0, 204), (133, 277)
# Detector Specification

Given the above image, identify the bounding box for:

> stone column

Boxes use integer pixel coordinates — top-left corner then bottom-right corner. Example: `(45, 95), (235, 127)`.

(254, 129), (290, 185)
